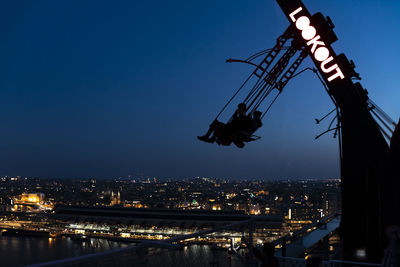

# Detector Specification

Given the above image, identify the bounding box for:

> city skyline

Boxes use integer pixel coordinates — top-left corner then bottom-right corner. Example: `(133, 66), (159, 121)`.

(1, 0), (399, 179)
(0, 175), (341, 266)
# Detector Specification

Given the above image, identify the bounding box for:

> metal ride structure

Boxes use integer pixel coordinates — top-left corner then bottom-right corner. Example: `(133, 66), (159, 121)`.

(275, 0), (399, 263)
(201, 0), (399, 263)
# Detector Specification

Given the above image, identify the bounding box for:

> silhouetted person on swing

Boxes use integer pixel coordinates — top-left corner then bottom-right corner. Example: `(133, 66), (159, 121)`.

(197, 103), (247, 147)
(226, 102), (247, 130)
(229, 110), (263, 147)
(197, 103), (263, 148)
(246, 110), (263, 135)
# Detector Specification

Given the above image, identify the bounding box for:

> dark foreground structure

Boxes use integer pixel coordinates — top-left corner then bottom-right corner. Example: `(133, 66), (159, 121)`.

(275, 0), (399, 262)
(197, 0), (399, 263)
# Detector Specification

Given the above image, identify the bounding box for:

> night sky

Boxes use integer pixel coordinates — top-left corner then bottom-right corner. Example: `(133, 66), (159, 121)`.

(1, 0), (399, 180)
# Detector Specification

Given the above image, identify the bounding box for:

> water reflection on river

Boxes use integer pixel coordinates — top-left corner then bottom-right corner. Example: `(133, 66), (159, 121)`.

(0, 235), (244, 267)
(0, 235), (128, 266)
(140, 244), (244, 267)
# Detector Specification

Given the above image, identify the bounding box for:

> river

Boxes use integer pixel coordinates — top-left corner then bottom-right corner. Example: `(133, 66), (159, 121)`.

(0, 235), (244, 267)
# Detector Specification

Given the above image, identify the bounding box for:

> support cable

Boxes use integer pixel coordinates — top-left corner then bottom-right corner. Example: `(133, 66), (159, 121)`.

(315, 127), (339, 140)
(376, 123), (391, 140)
(369, 99), (396, 127)
(257, 49), (308, 118)
(261, 93), (280, 119)
(249, 46), (297, 112)
(312, 69), (343, 178)
(328, 115), (338, 131)
(315, 108), (336, 124)
(244, 78), (267, 105)
(214, 72), (254, 120)
(256, 49), (308, 116)
(245, 46), (291, 62)
(245, 39), (292, 106)
(218, 28), (293, 119)
(371, 109), (394, 135)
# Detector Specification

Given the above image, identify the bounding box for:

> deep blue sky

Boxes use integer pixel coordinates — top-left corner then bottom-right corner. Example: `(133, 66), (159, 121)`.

(0, 0), (399, 180)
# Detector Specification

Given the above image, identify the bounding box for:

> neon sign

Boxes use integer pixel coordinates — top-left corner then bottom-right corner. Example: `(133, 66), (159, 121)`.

(289, 7), (344, 82)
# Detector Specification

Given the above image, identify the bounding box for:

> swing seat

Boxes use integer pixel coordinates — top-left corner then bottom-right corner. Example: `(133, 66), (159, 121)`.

(230, 131), (261, 143)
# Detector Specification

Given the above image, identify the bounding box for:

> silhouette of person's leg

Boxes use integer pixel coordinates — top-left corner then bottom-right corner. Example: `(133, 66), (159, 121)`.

(198, 120), (222, 143)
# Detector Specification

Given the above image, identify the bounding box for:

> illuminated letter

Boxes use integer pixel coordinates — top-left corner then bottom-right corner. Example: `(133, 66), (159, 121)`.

(296, 17), (316, 40)
(314, 47), (330, 62)
(321, 56), (337, 73)
(327, 67), (345, 82)
(302, 26), (316, 40)
(306, 35), (325, 54)
(296, 16), (309, 30)
(289, 7), (303, 22)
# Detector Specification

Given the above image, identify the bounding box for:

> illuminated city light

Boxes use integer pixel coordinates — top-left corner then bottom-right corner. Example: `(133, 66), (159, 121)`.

(0, 176), (340, 262)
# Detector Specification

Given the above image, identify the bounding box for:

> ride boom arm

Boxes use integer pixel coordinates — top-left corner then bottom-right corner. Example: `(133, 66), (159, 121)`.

(276, 0), (364, 108)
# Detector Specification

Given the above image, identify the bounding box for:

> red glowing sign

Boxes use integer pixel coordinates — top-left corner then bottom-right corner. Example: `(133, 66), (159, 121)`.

(289, 7), (345, 82)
